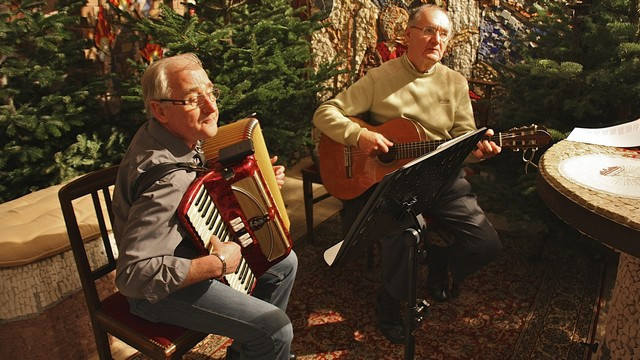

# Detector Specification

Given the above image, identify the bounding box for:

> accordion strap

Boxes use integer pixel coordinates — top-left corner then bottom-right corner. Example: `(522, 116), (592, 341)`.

(132, 162), (207, 201)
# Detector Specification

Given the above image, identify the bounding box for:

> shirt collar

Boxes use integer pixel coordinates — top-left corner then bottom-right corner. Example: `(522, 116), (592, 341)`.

(148, 119), (199, 163)
(402, 54), (438, 77)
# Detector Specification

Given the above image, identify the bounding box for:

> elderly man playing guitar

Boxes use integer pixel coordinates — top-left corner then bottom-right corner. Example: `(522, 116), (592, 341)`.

(313, 4), (502, 344)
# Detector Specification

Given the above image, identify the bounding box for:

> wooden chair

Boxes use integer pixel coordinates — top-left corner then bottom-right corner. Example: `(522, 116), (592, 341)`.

(301, 163), (332, 244)
(468, 78), (499, 128)
(58, 165), (207, 360)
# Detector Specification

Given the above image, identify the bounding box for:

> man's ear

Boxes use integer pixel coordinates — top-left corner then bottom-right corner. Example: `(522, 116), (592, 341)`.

(150, 101), (168, 124)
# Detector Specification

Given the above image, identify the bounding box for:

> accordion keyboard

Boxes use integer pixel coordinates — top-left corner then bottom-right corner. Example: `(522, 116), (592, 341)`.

(186, 183), (257, 294)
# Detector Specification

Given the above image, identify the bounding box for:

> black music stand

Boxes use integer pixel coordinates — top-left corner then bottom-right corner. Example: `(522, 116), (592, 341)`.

(324, 128), (487, 360)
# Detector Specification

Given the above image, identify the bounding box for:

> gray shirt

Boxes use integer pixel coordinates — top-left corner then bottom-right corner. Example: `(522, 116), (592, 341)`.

(112, 119), (203, 303)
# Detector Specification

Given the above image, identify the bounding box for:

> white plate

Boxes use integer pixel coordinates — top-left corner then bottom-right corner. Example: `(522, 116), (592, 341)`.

(558, 154), (640, 199)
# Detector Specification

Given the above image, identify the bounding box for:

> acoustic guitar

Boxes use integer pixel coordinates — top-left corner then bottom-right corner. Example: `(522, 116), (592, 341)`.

(317, 117), (552, 200)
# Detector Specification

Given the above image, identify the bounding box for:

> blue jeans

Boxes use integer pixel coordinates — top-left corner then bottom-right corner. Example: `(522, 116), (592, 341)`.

(128, 251), (298, 360)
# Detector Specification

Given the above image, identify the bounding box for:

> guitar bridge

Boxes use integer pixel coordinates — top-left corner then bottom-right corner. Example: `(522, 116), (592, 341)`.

(344, 146), (353, 179)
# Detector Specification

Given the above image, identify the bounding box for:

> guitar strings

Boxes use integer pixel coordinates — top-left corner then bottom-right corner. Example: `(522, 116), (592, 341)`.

(341, 133), (532, 157)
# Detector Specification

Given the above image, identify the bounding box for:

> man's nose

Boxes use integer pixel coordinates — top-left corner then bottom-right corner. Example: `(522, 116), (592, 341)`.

(427, 34), (441, 45)
(201, 96), (218, 112)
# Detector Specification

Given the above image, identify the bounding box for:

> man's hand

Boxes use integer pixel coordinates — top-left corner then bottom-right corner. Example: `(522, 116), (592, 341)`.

(270, 156), (286, 188)
(208, 235), (242, 275)
(181, 235), (243, 288)
(357, 129), (394, 156)
(471, 128), (502, 160)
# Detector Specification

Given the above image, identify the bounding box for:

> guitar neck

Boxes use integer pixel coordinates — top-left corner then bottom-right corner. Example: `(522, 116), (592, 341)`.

(382, 133), (518, 161)
(383, 139), (446, 160)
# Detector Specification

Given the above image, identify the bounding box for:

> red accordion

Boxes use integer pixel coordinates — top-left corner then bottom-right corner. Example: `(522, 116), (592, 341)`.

(177, 118), (292, 294)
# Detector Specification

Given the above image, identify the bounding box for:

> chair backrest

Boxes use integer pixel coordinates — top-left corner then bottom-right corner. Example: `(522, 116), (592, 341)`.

(59, 165), (207, 359)
(58, 165), (119, 314)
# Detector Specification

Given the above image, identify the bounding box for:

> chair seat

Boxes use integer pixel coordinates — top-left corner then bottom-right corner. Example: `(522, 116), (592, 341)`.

(97, 292), (206, 355)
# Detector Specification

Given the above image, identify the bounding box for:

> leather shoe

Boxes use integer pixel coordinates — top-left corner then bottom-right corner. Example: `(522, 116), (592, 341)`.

(289, 353), (297, 359)
(428, 287), (450, 302)
(375, 288), (405, 344)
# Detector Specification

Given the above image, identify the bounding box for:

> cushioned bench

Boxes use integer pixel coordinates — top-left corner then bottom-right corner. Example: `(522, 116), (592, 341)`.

(0, 183), (110, 267)
(0, 183), (115, 359)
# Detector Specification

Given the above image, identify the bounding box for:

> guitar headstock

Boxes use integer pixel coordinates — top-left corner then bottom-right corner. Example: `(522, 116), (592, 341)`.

(500, 124), (552, 151)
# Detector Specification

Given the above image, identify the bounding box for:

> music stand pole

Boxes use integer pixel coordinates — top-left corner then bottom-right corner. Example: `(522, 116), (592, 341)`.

(401, 208), (429, 360)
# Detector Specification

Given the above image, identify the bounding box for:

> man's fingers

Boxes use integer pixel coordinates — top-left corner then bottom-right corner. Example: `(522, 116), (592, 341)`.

(206, 235), (221, 253)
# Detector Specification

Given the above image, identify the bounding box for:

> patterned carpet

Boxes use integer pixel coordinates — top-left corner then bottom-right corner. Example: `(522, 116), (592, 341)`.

(129, 213), (606, 360)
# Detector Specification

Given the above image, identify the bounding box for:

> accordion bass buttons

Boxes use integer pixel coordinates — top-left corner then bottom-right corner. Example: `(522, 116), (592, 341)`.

(230, 217), (244, 232)
(229, 217), (253, 247)
(238, 233), (252, 247)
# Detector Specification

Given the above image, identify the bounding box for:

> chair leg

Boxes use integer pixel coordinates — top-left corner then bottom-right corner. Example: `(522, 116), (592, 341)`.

(303, 177), (315, 245)
(94, 326), (113, 360)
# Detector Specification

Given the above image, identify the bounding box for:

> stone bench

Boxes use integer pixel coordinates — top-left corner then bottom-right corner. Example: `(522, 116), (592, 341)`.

(0, 183), (116, 359)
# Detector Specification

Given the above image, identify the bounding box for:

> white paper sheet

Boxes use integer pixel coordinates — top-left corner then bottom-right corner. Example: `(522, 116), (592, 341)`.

(566, 118), (640, 147)
(323, 240), (343, 266)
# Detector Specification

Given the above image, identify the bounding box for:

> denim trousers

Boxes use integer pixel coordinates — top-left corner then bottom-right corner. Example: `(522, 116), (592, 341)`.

(128, 250), (298, 360)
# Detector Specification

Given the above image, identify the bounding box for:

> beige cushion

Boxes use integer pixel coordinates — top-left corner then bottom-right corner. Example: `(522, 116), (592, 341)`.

(0, 184), (110, 267)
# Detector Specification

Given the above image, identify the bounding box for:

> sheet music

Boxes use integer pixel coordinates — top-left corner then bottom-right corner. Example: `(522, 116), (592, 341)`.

(323, 240), (343, 266)
(566, 118), (640, 147)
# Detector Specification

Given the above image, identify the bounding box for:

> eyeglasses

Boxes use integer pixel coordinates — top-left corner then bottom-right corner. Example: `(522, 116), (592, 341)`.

(411, 26), (450, 42)
(158, 87), (220, 110)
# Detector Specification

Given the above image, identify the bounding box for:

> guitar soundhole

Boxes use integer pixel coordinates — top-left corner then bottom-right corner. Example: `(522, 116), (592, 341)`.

(377, 148), (397, 164)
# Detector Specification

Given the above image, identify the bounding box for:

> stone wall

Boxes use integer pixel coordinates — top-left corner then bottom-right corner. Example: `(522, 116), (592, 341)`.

(0, 237), (118, 359)
(446, 0), (482, 77)
(310, 0), (381, 94)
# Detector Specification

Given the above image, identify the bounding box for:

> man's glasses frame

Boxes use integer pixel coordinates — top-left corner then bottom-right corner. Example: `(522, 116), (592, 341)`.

(410, 26), (451, 42)
(157, 87), (221, 110)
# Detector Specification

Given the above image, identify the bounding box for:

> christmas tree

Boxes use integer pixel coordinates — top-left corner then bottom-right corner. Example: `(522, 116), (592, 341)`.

(0, 0), (340, 202)
(496, 0), (640, 132)
(112, 0), (341, 163)
(0, 0), (129, 202)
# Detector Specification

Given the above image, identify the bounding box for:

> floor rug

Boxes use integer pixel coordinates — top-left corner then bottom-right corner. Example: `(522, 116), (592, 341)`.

(128, 213), (605, 359)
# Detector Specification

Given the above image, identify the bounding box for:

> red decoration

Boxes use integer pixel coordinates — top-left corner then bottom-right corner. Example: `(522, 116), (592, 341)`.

(109, 0), (132, 11)
(469, 90), (483, 101)
(375, 42), (407, 62)
(94, 5), (115, 52)
(140, 42), (164, 64)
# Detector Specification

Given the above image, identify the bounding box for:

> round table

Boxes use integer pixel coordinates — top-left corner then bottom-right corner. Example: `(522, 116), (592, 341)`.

(537, 140), (640, 360)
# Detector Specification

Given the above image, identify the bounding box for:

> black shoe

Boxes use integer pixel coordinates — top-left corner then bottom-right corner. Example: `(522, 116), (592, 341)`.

(375, 288), (405, 344)
(226, 347), (239, 360)
(428, 287), (450, 302)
